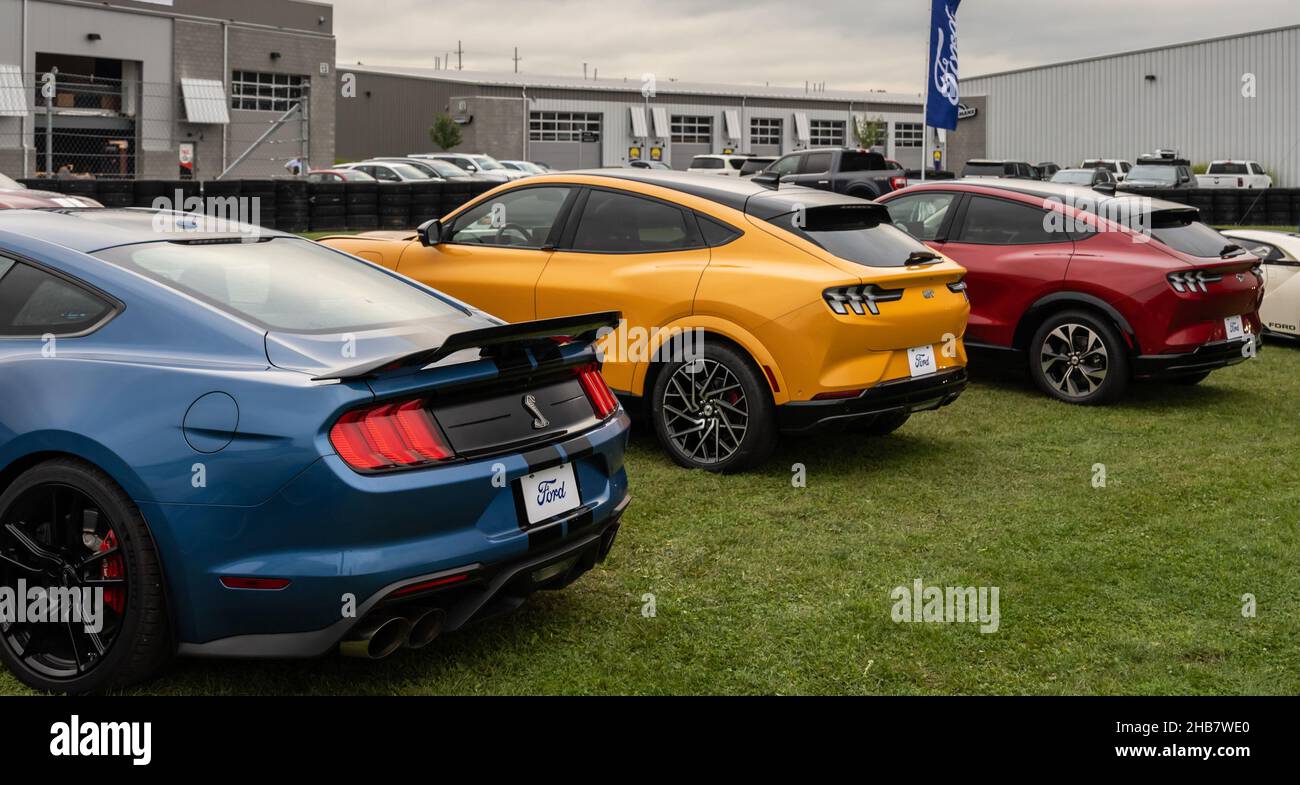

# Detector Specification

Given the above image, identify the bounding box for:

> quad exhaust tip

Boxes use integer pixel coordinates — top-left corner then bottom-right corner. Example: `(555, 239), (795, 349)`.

(339, 615), (413, 660)
(401, 607), (445, 649)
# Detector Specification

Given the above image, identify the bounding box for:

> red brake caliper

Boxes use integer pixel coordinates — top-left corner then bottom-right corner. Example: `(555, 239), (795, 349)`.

(99, 531), (125, 614)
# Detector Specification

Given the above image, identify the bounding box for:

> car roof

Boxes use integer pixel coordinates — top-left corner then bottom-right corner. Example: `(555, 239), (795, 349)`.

(563, 169), (867, 217)
(899, 179), (1193, 214)
(0, 208), (292, 253)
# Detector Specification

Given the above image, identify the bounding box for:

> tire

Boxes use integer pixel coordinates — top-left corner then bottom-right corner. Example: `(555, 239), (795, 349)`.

(1170, 370), (1212, 386)
(0, 459), (172, 693)
(650, 342), (776, 473)
(1028, 309), (1130, 405)
(854, 410), (911, 436)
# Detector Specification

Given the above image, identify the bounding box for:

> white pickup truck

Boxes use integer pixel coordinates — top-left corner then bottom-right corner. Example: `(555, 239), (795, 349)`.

(1196, 161), (1273, 189)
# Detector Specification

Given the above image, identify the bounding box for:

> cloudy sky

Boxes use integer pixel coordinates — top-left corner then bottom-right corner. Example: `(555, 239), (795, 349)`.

(334, 0), (1300, 94)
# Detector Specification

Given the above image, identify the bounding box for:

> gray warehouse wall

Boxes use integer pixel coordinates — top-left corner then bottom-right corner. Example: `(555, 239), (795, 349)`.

(963, 25), (1300, 185)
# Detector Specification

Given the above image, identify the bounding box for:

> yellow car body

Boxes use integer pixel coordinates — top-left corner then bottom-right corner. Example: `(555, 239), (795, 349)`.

(322, 171), (970, 471)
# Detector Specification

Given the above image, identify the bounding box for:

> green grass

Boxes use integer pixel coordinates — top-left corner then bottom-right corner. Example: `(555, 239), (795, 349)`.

(4, 347), (1299, 696)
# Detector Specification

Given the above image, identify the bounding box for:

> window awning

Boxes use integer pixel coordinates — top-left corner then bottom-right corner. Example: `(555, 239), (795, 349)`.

(629, 106), (648, 138)
(0, 65), (29, 117)
(651, 107), (669, 139)
(181, 78), (230, 125)
(724, 109), (740, 141)
(794, 112), (810, 144)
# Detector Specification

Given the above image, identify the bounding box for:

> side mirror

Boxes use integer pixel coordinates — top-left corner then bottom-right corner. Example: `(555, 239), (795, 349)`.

(465, 164), (478, 172)
(417, 218), (442, 247)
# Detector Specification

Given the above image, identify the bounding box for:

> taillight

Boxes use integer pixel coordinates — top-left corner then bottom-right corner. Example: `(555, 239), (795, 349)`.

(578, 363), (619, 419)
(1168, 270), (1223, 293)
(330, 399), (454, 471)
(823, 284), (904, 315)
(889, 175), (908, 190)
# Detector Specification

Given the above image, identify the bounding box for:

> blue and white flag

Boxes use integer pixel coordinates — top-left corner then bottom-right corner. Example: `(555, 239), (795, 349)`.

(925, 0), (962, 130)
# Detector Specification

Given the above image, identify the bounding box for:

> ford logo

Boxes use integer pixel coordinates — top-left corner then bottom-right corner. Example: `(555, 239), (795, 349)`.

(923, 289), (935, 299)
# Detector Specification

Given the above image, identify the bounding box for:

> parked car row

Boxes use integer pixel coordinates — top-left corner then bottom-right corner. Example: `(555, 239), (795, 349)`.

(0, 155), (1289, 693)
(972, 151), (1274, 191)
(316, 153), (554, 187)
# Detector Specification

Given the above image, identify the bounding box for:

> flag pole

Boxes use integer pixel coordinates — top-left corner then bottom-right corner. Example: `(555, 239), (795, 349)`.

(920, 2), (930, 183)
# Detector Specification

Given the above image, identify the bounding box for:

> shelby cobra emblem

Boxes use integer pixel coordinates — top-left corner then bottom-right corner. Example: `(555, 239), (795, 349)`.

(523, 394), (549, 430)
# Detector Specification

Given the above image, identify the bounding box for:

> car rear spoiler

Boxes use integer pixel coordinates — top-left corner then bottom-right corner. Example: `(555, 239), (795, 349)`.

(311, 311), (622, 382)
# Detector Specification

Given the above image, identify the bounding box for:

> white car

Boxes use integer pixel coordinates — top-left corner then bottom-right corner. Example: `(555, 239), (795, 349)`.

(336, 161), (432, 182)
(1197, 161), (1273, 189)
(1220, 229), (1300, 338)
(408, 153), (524, 182)
(686, 154), (751, 177)
(1080, 159), (1134, 182)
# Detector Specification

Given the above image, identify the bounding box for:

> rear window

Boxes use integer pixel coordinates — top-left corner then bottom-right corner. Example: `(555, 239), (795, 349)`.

(768, 205), (931, 267)
(1128, 165), (1178, 184)
(95, 237), (464, 333)
(1082, 160), (1116, 173)
(840, 152), (888, 172)
(1208, 163), (1249, 175)
(963, 162), (1006, 177)
(1150, 215), (1237, 259)
(1052, 171), (1095, 185)
(691, 157), (725, 170)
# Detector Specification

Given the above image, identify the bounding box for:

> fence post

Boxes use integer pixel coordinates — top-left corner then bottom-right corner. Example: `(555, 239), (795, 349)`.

(42, 67), (55, 176)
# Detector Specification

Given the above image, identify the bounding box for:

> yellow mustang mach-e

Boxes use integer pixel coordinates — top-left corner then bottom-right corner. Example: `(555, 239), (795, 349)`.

(322, 170), (970, 472)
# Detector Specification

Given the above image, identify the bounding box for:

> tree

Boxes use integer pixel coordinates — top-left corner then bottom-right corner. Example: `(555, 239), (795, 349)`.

(853, 115), (887, 150)
(429, 114), (463, 151)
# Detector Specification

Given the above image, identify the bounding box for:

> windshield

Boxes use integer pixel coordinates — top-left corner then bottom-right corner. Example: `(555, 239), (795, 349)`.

(1127, 165), (1178, 184)
(422, 160), (465, 177)
(964, 162), (1006, 177)
(0, 173), (22, 190)
(389, 163), (431, 180)
(95, 238), (464, 332)
(1052, 171), (1095, 185)
(471, 156), (504, 171)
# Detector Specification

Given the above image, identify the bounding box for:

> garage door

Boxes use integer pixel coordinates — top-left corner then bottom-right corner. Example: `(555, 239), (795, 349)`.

(671, 143), (710, 170)
(528, 140), (602, 171)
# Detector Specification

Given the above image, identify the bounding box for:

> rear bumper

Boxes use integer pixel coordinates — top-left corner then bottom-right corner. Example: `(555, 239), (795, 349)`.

(776, 368), (968, 434)
(1133, 335), (1260, 378)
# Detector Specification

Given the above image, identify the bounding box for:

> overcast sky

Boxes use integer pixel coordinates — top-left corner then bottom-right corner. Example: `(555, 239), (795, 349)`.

(334, 0), (1300, 94)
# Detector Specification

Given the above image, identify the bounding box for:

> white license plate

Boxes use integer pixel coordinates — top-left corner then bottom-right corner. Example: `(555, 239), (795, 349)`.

(1224, 315), (1245, 340)
(907, 345), (938, 378)
(519, 463), (580, 525)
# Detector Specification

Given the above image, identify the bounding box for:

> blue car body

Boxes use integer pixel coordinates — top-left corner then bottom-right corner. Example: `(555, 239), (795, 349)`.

(0, 209), (630, 658)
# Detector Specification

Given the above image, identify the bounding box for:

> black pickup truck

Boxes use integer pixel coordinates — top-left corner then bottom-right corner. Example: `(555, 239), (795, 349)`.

(753, 148), (908, 199)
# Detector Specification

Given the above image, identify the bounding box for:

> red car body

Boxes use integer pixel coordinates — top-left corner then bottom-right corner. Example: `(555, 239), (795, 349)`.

(879, 180), (1263, 401)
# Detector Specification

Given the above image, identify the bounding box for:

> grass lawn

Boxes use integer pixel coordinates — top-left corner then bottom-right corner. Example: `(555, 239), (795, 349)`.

(5, 341), (1297, 696)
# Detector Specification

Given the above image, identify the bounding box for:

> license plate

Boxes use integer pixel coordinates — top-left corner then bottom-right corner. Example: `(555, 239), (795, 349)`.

(518, 463), (580, 525)
(907, 345), (937, 378)
(1224, 315), (1245, 340)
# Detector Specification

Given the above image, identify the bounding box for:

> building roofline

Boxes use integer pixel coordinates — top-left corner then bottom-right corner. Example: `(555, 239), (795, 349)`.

(344, 65), (924, 106)
(964, 22), (1300, 82)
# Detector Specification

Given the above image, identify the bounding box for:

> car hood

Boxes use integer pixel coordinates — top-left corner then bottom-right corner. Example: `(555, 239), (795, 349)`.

(264, 311), (502, 375)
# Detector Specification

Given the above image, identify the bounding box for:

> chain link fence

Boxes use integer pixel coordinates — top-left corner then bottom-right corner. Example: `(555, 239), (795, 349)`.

(0, 70), (310, 181)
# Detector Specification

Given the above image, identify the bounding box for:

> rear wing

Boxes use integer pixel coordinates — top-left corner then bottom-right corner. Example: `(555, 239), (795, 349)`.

(311, 311), (621, 382)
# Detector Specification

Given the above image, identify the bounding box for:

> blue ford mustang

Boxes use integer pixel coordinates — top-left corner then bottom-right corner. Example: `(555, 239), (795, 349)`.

(0, 209), (631, 693)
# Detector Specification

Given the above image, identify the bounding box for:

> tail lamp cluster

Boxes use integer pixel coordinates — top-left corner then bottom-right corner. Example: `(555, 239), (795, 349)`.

(888, 175), (909, 191)
(823, 284), (904, 316)
(329, 363), (620, 472)
(1168, 270), (1223, 294)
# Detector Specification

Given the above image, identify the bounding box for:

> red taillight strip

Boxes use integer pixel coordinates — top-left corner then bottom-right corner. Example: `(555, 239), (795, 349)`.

(389, 573), (470, 598)
(330, 399), (455, 472)
(220, 576), (291, 590)
(578, 364), (618, 419)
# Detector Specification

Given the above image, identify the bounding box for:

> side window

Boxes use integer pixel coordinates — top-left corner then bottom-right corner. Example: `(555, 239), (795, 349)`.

(570, 189), (702, 253)
(767, 155), (801, 177)
(698, 215), (742, 247)
(955, 195), (1067, 246)
(800, 152), (832, 175)
(448, 187), (573, 248)
(1244, 242), (1284, 263)
(0, 261), (114, 337)
(884, 192), (957, 242)
(373, 166), (399, 182)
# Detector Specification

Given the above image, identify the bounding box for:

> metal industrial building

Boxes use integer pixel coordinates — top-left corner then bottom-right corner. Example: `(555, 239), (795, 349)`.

(0, 0), (337, 179)
(336, 66), (928, 171)
(957, 23), (1300, 185)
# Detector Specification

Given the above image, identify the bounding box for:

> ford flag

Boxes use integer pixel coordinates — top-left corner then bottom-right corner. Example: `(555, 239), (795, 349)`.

(925, 0), (962, 131)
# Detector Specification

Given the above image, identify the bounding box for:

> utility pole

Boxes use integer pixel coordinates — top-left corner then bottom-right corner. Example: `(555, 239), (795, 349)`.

(455, 40), (464, 70)
(513, 47), (521, 74)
